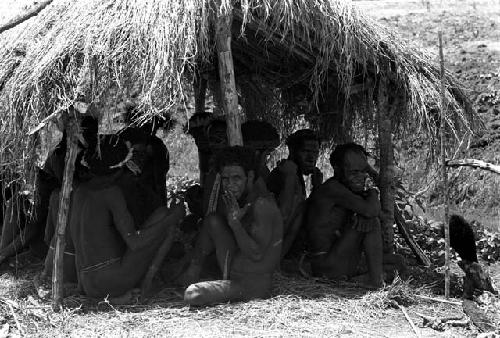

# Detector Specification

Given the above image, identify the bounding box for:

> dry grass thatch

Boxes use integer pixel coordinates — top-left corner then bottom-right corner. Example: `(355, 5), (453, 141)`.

(0, 0), (478, 184)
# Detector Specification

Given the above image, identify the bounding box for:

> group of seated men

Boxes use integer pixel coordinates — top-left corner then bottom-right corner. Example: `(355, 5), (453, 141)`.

(0, 110), (405, 306)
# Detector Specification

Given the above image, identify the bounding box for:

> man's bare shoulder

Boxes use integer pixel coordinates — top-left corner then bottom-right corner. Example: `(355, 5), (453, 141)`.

(311, 178), (343, 200)
(253, 196), (280, 216)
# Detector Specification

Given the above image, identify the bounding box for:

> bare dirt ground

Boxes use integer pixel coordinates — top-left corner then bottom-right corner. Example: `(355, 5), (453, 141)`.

(0, 1), (499, 337)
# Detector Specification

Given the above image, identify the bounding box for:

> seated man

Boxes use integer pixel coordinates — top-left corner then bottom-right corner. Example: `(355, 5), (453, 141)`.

(120, 106), (171, 205)
(182, 146), (283, 306)
(185, 118), (229, 220)
(69, 139), (185, 299)
(306, 143), (403, 288)
(266, 129), (323, 258)
(0, 115), (98, 266)
(242, 120), (280, 181)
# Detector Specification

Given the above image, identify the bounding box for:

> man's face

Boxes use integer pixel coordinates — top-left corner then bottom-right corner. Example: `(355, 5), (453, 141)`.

(342, 151), (369, 193)
(293, 140), (320, 175)
(221, 165), (248, 201)
(208, 126), (228, 151)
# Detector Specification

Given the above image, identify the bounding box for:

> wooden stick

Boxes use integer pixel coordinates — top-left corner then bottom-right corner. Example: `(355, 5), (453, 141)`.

(6, 301), (23, 336)
(415, 295), (461, 305)
(51, 116), (79, 311)
(438, 31), (451, 299)
(394, 206), (431, 266)
(223, 250), (230, 280)
(446, 159), (500, 175)
(140, 220), (178, 298)
(206, 174), (221, 215)
(398, 305), (421, 338)
(216, 7), (243, 146)
(0, 0), (53, 34)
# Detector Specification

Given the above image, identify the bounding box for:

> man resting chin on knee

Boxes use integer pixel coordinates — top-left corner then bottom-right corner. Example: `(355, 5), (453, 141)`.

(182, 146), (283, 306)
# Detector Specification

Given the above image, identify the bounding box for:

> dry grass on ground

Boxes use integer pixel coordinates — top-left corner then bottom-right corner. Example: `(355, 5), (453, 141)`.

(0, 262), (498, 337)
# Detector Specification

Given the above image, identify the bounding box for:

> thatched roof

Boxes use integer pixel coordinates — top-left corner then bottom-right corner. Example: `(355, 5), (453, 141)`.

(0, 0), (477, 179)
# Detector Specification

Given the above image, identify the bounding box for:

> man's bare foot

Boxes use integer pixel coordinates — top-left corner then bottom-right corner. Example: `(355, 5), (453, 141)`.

(107, 288), (141, 305)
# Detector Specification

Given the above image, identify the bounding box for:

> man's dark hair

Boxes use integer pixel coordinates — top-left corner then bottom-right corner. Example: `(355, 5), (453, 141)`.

(206, 119), (228, 146)
(81, 115), (99, 149)
(285, 129), (320, 152)
(329, 143), (368, 168)
(84, 136), (129, 176)
(215, 146), (256, 173)
(242, 120), (280, 151)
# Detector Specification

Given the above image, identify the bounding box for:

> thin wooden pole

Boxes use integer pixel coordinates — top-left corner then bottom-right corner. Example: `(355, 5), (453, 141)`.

(377, 78), (395, 254)
(51, 116), (78, 311)
(0, 0), (53, 34)
(215, 8), (243, 146)
(446, 159), (500, 175)
(438, 31), (451, 299)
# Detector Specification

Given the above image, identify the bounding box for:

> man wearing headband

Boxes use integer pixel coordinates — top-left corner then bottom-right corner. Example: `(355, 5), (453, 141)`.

(68, 138), (185, 300)
(120, 106), (171, 205)
(0, 114), (98, 267)
(267, 129), (323, 259)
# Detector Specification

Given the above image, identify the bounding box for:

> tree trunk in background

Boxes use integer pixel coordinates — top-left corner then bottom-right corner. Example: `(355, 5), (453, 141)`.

(215, 9), (243, 146)
(377, 79), (395, 254)
(52, 116), (78, 311)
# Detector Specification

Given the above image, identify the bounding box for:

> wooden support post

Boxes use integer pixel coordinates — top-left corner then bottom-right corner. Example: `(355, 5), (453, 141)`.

(194, 72), (208, 114)
(438, 31), (451, 298)
(377, 78), (395, 254)
(52, 115), (79, 311)
(215, 9), (242, 146)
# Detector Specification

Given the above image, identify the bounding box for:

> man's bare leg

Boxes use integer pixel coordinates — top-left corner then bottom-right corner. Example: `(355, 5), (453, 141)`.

(184, 279), (245, 306)
(312, 227), (363, 279)
(178, 214), (236, 285)
(281, 202), (305, 258)
(80, 205), (184, 298)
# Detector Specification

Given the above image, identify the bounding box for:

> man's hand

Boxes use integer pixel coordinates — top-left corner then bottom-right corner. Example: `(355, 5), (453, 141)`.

(311, 167), (323, 188)
(352, 214), (379, 232)
(278, 160), (298, 176)
(222, 191), (250, 225)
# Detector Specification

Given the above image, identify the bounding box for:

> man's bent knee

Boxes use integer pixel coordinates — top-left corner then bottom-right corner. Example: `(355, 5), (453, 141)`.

(184, 284), (206, 306)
